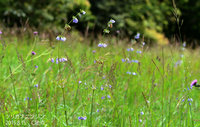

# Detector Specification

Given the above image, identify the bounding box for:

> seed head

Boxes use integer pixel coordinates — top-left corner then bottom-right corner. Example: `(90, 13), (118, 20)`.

(190, 79), (197, 88)
(32, 51), (36, 55)
(33, 31), (38, 35)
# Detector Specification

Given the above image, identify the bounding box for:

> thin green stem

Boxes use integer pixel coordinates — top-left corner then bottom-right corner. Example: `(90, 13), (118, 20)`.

(62, 87), (68, 125)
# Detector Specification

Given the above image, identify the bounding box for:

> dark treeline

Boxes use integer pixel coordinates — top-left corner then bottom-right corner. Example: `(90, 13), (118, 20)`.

(0, 0), (199, 44)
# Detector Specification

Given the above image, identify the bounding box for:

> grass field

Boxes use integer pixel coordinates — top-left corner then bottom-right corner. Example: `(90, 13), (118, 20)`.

(0, 34), (200, 127)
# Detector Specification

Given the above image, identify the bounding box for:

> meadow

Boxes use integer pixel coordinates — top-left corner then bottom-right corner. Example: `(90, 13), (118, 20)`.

(0, 32), (200, 127)
(0, 10), (200, 127)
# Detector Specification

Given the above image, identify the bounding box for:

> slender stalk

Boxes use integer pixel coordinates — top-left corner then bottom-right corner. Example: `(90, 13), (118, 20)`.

(162, 47), (165, 127)
(189, 104), (194, 126)
(62, 87), (68, 125)
(90, 89), (95, 127)
(9, 66), (18, 106)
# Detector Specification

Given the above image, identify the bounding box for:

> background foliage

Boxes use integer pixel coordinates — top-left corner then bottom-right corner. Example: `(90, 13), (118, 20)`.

(0, 0), (200, 44)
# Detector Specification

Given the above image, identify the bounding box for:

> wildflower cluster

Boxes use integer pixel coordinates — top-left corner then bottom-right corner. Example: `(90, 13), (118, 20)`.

(126, 48), (142, 54)
(56, 9), (86, 41)
(101, 95), (111, 99)
(122, 58), (139, 63)
(49, 58), (67, 64)
(56, 36), (66, 41)
(24, 97), (32, 101)
(98, 43), (107, 48)
(97, 19), (115, 48)
(188, 98), (193, 105)
(136, 50), (142, 54)
(126, 71), (137, 75)
(139, 111), (144, 123)
(103, 19), (116, 34)
(126, 48), (134, 51)
(78, 116), (87, 120)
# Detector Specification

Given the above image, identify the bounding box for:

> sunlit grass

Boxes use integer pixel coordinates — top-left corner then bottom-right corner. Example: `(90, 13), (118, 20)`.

(0, 37), (200, 126)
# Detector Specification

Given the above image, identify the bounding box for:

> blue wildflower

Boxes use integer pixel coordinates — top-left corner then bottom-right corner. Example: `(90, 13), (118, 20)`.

(137, 51), (142, 54)
(122, 59), (125, 62)
(79, 81), (82, 84)
(183, 42), (186, 47)
(109, 19), (115, 23)
(34, 84), (38, 88)
(107, 95), (111, 99)
(132, 72), (137, 75)
(73, 18), (78, 23)
(98, 43), (107, 48)
(132, 60), (139, 63)
(56, 36), (60, 40)
(82, 11), (86, 15)
(56, 36), (66, 41)
(51, 58), (54, 63)
(135, 33), (140, 39)
(139, 119), (142, 123)
(130, 48), (134, 51)
(109, 85), (112, 88)
(78, 13), (82, 18)
(126, 71), (131, 75)
(59, 58), (62, 62)
(62, 58), (67, 62)
(92, 50), (96, 53)
(35, 65), (38, 68)
(101, 96), (105, 99)
(188, 98), (193, 102)
(97, 109), (99, 112)
(140, 111), (144, 115)
(127, 48), (134, 51)
(56, 59), (59, 64)
(101, 87), (104, 90)
(78, 116), (87, 120)
(60, 37), (66, 41)
(25, 97), (32, 101)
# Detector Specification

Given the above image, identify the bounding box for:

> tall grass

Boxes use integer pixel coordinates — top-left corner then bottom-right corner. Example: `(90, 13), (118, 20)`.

(0, 34), (200, 126)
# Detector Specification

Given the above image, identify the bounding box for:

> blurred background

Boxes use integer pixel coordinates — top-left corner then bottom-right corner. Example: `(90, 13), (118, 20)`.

(0, 0), (199, 46)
